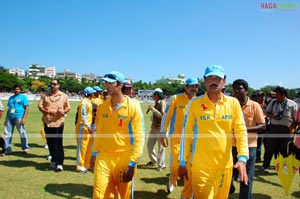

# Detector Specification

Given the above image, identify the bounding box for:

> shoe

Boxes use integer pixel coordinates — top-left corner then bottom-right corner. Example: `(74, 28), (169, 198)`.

(23, 149), (29, 154)
(260, 166), (268, 173)
(166, 179), (174, 193)
(157, 166), (166, 171)
(146, 161), (155, 166)
(46, 155), (52, 161)
(44, 144), (48, 149)
(56, 165), (63, 172)
(49, 162), (56, 170)
(77, 166), (88, 174)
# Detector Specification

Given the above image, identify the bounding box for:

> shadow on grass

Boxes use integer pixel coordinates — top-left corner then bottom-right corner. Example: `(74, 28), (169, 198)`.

(44, 183), (93, 199)
(2, 151), (47, 159)
(140, 176), (169, 186)
(291, 190), (300, 198)
(1, 159), (76, 172)
(1, 159), (50, 171)
(228, 193), (272, 199)
(254, 168), (282, 187)
(135, 189), (170, 199)
(15, 143), (77, 150)
(137, 164), (159, 170)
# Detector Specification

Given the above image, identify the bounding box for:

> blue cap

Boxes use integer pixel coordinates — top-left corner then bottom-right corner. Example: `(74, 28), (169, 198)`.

(101, 71), (125, 83)
(84, 87), (96, 95)
(185, 78), (198, 85)
(204, 65), (225, 79)
(93, 86), (103, 92)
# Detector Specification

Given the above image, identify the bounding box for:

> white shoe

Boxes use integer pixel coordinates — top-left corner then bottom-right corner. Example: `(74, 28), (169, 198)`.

(77, 167), (88, 174)
(166, 179), (174, 193)
(56, 165), (63, 171)
(46, 155), (52, 161)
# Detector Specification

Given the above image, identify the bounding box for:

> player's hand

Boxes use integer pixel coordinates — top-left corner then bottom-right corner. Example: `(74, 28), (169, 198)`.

(178, 166), (188, 181)
(122, 166), (135, 182)
(160, 137), (168, 147)
(234, 161), (248, 186)
(90, 156), (96, 172)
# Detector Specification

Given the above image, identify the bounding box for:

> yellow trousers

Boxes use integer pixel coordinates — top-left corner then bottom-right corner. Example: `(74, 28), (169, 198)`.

(76, 124), (93, 169)
(93, 151), (135, 199)
(170, 141), (192, 198)
(192, 166), (232, 199)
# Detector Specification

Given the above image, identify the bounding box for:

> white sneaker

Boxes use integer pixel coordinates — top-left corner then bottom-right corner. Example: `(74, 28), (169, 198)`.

(46, 155), (52, 161)
(166, 178), (174, 193)
(77, 167), (88, 174)
(56, 165), (63, 172)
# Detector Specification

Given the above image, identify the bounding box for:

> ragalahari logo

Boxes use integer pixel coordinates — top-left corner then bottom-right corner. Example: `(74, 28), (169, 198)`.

(261, 2), (299, 11)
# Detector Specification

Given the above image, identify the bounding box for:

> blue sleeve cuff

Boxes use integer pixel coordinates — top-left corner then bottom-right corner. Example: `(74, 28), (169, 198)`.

(128, 161), (136, 167)
(179, 161), (186, 167)
(92, 152), (98, 157)
(238, 155), (248, 163)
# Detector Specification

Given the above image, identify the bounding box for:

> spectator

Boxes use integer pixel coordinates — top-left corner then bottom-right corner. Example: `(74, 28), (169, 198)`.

(262, 86), (298, 172)
(1, 84), (30, 156)
(230, 79), (266, 198)
(146, 88), (167, 171)
(38, 79), (71, 171)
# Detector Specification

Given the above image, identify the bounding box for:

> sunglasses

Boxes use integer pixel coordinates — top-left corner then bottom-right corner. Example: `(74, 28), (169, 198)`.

(49, 83), (58, 86)
(104, 73), (118, 80)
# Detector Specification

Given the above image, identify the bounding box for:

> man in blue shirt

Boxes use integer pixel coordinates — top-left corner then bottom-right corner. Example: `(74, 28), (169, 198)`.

(1, 84), (30, 156)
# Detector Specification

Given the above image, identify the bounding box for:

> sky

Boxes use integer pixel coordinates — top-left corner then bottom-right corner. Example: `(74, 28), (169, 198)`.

(0, 0), (299, 89)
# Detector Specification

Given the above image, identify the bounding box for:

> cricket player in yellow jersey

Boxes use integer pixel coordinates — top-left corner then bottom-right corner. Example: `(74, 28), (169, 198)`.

(90, 71), (145, 199)
(178, 65), (249, 199)
(91, 86), (104, 127)
(75, 87), (95, 174)
(160, 77), (199, 199)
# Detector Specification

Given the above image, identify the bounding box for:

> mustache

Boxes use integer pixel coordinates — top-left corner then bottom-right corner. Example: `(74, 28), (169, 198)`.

(209, 84), (219, 88)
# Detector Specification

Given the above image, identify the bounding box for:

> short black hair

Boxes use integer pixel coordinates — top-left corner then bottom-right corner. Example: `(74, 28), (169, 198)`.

(13, 84), (21, 90)
(52, 79), (60, 84)
(232, 79), (249, 91)
(274, 86), (287, 96)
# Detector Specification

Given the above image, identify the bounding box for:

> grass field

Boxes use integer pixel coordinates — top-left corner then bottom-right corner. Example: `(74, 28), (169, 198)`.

(0, 100), (299, 199)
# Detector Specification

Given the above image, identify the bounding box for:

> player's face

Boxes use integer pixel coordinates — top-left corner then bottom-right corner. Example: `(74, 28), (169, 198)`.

(204, 76), (225, 93)
(185, 84), (198, 98)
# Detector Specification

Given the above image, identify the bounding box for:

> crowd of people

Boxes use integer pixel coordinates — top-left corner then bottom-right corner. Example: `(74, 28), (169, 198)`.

(0, 66), (300, 199)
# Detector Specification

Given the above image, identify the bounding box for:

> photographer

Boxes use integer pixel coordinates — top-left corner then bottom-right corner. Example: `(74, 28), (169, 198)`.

(262, 86), (298, 172)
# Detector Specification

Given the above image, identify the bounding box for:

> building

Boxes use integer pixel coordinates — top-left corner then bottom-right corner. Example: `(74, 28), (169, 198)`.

(82, 73), (95, 82)
(27, 64), (46, 79)
(44, 67), (56, 78)
(56, 69), (81, 82)
(9, 68), (26, 78)
(156, 74), (186, 84)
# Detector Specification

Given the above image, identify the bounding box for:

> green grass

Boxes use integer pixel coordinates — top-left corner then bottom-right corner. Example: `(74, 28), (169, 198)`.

(0, 100), (299, 199)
